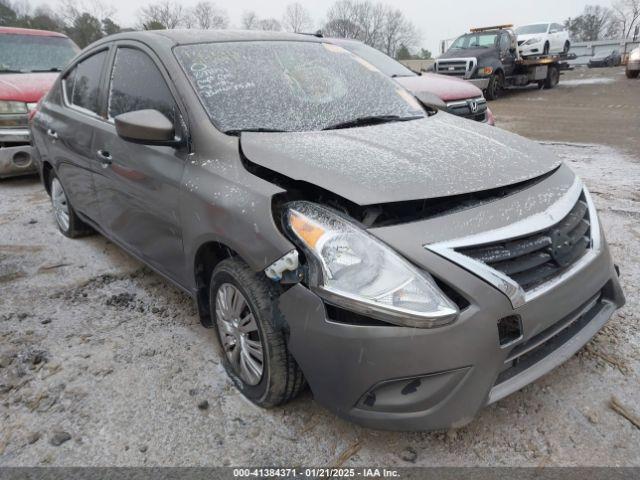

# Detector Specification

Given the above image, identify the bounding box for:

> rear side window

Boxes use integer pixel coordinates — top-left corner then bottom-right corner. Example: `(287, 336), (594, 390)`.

(64, 50), (107, 115)
(108, 48), (176, 123)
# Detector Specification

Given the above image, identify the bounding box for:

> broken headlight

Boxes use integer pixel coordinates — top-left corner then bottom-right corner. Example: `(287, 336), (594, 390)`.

(284, 201), (458, 328)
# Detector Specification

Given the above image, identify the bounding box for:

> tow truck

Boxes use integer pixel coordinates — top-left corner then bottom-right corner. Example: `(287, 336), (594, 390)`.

(435, 25), (569, 100)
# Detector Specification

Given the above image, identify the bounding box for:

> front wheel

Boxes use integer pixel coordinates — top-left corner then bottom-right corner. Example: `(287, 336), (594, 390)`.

(485, 71), (504, 100)
(209, 258), (305, 407)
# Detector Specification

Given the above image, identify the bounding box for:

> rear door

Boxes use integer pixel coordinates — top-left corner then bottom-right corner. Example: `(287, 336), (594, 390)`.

(43, 48), (110, 222)
(92, 42), (189, 283)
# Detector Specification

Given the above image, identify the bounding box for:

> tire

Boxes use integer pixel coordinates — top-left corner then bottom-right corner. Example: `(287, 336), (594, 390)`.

(209, 258), (305, 408)
(626, 68), (640, 79)
(485, 71), (504, 101)
(563, 41), (570, 54)
(544, 65), (560, 89)
(49, 173), (93, 238)
(543, 42), (550, 55)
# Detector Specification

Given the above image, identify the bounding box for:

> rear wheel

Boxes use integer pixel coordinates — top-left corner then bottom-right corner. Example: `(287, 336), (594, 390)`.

(49, 174), (93, 238)
(626, 68), (640, 79)
(544, 65), (560, 89)
(485, 71), (504, 100)
(209, 258), (305, 407)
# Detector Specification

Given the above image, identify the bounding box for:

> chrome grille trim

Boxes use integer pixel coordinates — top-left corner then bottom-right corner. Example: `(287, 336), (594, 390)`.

(425, 180), (602, 308)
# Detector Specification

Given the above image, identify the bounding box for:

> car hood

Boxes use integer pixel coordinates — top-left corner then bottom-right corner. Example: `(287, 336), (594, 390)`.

(395, 73), (482, 102)
(0, 72), (58, 102)
(241, 113), (561, 206)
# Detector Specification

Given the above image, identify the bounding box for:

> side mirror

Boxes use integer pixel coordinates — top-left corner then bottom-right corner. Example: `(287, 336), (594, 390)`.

(114, 109), (181, 146)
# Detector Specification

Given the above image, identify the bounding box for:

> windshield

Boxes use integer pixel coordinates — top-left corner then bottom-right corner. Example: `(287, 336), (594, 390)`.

(450, 33), (498, 50)
(515, 24), (549, 35)
(0, 34), (78, 73)
(332, 40), (416, 78)
(174, 41), (425, 133)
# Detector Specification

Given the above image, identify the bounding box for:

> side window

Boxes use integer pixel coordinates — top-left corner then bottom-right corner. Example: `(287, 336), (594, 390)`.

(69, 50), (107, 115)
(108, 47), (177, 123)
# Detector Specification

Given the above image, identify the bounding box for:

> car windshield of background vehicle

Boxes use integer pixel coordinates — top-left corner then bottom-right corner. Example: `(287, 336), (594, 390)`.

(516, 24), (549, 35)
(174, 41), (425, 133)
(450, 33), (498, 49)
(0, 35), (78, 73)
(336, 41), (416, 78)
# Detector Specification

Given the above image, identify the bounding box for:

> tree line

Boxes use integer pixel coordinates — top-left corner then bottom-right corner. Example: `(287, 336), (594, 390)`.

(1, 0), (638, 56)
(565, 1), (640, 42)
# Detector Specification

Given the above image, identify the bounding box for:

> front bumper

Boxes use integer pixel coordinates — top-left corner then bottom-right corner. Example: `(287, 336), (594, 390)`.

(519, 43), (543, 57)
(0, 128), (37, 178)
(279, 230), (624, 431)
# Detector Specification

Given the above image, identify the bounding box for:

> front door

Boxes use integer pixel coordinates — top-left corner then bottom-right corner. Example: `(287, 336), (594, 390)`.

(500, 32), (517, 75)
(92, 44), (188, 284)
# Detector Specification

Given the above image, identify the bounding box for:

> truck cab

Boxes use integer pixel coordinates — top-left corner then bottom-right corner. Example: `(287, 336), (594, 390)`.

(435, 25), (560, 100)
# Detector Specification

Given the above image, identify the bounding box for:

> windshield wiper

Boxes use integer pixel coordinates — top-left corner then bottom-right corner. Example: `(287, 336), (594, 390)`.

(322, 115), (422, 131)
(29, 67), (63, 73)
(225, 128), (288, 136)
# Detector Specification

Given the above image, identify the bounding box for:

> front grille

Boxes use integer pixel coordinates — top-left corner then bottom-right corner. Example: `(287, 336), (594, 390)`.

(495, 292), (603, 386)
(436, 60), (470, 77)
(457, 194), (591, 291)
(446, 98), (488, 122)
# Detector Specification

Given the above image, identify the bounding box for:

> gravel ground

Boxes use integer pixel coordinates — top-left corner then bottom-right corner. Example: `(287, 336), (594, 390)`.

(1, 68), (639, 467)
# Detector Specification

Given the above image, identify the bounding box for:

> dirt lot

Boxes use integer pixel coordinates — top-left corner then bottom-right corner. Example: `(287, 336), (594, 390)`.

(1, 66), (639, 467)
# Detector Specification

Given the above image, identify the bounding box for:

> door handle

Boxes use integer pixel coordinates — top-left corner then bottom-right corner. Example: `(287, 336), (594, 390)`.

(96, 149), (113, 167)
(47, 129), (58, 139)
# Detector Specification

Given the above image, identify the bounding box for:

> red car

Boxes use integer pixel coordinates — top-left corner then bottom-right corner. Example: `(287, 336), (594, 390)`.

(326, 38), (495, 126)
(0, 27), (78, 178)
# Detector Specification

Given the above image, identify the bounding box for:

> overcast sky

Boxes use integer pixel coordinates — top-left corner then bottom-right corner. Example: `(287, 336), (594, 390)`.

(30, 0), (613, 54)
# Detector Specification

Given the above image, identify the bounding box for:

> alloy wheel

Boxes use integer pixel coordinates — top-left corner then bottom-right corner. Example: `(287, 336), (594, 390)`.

(51, 178), (70, 232)
(215, 283), (264, 386)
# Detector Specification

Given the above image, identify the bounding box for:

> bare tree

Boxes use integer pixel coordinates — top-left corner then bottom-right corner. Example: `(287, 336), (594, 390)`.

(323, 0), (420, 57)
(257, 18), (282, 31)
(241, 10), (259, 29)
(612, 0), (640, 38)
(186, 1), (228, 30)
(282, 2), (312, 33)
(59, 0), (114, 26)
(565, 5), (614, 41)
(138, 0), (184, 29)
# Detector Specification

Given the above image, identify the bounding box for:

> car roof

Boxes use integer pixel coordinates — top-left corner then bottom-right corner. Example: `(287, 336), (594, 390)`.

(98, 29), (324, 47)
(0, 26), (69, 38)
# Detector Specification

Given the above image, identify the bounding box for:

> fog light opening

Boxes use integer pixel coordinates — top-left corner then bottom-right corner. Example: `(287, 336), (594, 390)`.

(12, 151), (32, 168)
(497, 315), (523, 347)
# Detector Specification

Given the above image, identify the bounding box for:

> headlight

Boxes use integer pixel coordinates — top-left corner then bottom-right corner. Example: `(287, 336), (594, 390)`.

(477, 66), (494, 76)
(0, 101), (28, 114)
(524, 38), (541, 46)
(284, 201), (459, 328)
(631, 50), (640, 61)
